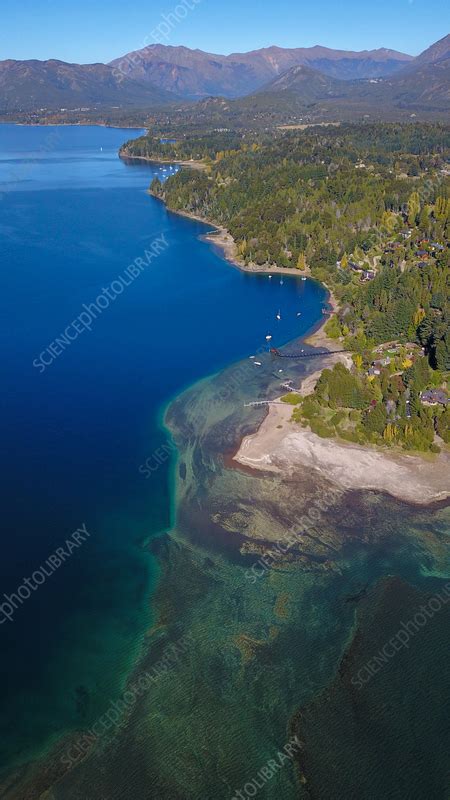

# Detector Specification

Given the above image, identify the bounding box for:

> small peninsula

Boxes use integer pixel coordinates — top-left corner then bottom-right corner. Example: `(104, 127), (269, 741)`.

(234, 368), (450, 505)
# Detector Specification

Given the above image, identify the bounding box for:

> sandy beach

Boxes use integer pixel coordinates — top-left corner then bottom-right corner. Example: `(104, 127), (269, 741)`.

(163, 211), (311, 276)
(150, 199), (313, 276)
(234, 290), (450, 506)
(303, 289), (340, 347)
(234, 359), (450, 505)
(235, 407), (450, 504)
(202, 227), (311, 276)
(146, 184), (311, 276)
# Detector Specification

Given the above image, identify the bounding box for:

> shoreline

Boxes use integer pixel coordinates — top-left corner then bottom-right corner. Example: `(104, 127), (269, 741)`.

(150, 191), (313, 277)
(0, 121), (147, 129)
(119, 150), (207, 171)
(233, 362), (450, 506)
(303, 288), (339, 348)
(144, 158), (447, 506)
(121, 149), (316, 278)
(201, 225), (311, 276)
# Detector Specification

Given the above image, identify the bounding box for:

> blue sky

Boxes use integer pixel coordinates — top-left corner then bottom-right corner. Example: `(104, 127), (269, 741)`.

(1, 0), (448, 62)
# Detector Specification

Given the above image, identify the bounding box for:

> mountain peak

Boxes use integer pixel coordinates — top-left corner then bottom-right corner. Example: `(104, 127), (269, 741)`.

(414, 33), (450, 64)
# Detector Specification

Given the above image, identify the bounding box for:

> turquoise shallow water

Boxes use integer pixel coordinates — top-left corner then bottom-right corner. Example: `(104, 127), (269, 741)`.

(35, 347), (449, 800)
(0, 125), (326, 775)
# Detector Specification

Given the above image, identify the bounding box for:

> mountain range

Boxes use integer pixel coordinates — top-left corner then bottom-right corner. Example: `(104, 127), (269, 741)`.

(183, 35), (450, 124)
(109, 43), (413, 99)
(0, 35), (448, 119)
(0, 59), (174, 111)
(238, 37), (450, 119)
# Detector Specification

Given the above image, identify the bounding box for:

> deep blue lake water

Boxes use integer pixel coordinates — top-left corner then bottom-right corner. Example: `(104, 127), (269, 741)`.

(0, 124), (325, 770)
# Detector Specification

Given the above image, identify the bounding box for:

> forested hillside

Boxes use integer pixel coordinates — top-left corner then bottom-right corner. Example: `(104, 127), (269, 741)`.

(138, 123), (448, 270)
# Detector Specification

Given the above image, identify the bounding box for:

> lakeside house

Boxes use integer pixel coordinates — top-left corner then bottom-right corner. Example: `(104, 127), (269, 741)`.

(373, 342), (423, 358)
(362, 269), (376, 281)
(347, 261), (377, 281)
(420, 389), (449, 406)
(373, 342), (400, 354)
(374, 356), (391, 368)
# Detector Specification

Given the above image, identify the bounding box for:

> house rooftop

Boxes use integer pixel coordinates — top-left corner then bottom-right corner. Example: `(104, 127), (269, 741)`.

(420, 389), (448, 405)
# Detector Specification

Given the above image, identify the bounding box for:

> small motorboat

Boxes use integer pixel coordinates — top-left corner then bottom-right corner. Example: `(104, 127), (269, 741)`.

(249, 355), (255, 359)
(276, 310), (281, 320)
(301, 276), (306, 281)
(280, 278), (284, 285)
(265, 335), (272, 341)
(268, 275), (272, 279)
(296, 312), (301, 317)
(254, 361), (262, 366)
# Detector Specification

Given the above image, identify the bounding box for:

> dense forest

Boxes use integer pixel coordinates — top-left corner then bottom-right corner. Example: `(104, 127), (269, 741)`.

(125, 123), (449, 452)
(132, 123), (449, 271)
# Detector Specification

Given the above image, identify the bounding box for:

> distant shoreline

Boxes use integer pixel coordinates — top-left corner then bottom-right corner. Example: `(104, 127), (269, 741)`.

(119, 150), (206, 170)
(0, 121), (146, 130)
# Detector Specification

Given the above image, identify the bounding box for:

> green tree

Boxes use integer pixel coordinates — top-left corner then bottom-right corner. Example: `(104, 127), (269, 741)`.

(407, 191), (420, 226)
(363, 403), (387, 435)
(296, 252), (307, 271)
